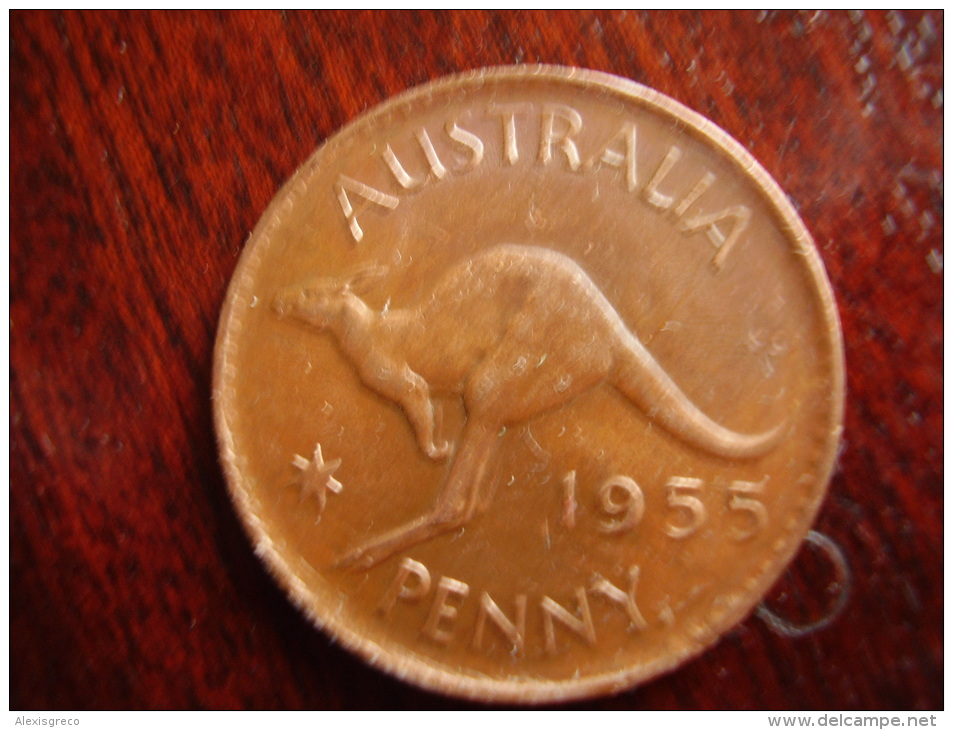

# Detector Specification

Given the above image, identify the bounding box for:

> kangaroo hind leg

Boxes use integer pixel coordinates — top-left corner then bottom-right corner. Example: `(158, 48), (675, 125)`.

(335, 420), (499, 571)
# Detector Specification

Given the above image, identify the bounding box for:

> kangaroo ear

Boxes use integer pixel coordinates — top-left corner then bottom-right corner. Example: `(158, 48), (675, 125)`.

(345, 264), (388, 293)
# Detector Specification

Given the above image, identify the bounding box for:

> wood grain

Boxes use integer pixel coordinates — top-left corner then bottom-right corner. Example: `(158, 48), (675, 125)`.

(11, 10), (942, 710)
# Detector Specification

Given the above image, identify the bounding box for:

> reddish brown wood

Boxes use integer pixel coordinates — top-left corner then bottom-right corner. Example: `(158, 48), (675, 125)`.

(11, 10), (942, 710)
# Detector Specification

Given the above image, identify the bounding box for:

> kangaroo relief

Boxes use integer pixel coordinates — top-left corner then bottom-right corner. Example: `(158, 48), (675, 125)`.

(273, 244), (785, 570)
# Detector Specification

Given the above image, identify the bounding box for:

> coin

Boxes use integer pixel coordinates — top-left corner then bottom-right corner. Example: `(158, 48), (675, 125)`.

(213, 66), (844, 703)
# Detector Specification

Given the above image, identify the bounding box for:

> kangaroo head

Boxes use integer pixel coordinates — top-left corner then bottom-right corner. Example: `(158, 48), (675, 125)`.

(272, 265), (388, 329)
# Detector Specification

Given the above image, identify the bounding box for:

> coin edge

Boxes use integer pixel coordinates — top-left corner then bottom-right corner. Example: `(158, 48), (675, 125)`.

(211, 65), (846, 704)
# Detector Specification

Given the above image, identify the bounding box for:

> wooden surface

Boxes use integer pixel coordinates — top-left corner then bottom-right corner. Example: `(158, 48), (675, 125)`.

(10, 10), (942, 710)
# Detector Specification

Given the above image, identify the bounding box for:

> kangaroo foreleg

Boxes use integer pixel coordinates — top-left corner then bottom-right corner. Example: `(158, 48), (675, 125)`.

(335, 420), (498, 571)
(400, 372), (451, 461)
(366, 363), (450, 461)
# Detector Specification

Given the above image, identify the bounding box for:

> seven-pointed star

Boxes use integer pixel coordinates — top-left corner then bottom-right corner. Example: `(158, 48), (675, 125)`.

(292, 443), (343, 510)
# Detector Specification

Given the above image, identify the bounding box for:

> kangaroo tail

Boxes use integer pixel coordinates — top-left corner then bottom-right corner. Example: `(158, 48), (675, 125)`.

(612, 333), (786, 459)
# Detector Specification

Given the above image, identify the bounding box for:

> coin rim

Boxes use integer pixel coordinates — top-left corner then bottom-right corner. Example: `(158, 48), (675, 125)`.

(213, 65), (846, 704)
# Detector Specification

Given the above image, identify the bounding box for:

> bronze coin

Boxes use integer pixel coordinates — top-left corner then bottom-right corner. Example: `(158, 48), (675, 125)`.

(213, 66), (844, 703)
